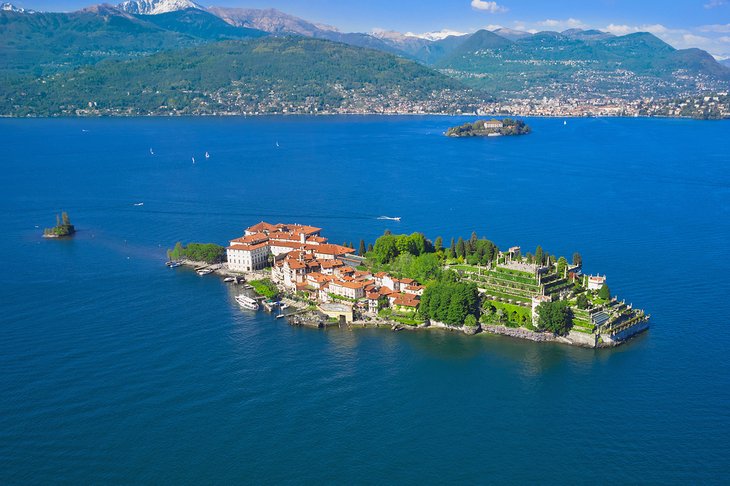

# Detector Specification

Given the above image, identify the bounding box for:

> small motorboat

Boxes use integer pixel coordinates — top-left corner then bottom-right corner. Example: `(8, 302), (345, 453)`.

(224, 277), (235, 282)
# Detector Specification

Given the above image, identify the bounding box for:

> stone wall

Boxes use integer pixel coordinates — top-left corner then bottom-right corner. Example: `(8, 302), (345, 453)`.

(562, 330), (598, 348)
(599, 320), (650, 346)
(481, 324), (554, 342)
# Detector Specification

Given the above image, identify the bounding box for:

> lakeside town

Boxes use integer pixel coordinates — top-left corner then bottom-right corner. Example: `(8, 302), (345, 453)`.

(171, 221), (650, 348)
(480, 93), (730, 119)
(65, 91), (730, 119)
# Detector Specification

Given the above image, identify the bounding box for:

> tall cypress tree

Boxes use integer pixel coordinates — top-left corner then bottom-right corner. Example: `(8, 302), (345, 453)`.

(358, 239), (366, 256)
(456, 237), (466, 259)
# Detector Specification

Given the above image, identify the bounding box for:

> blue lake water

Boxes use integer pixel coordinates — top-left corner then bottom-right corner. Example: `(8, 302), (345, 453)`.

(1, 116), (729, 483)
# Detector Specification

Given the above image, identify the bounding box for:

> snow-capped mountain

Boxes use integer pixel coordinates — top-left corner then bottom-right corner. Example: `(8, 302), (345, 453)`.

(404, 29), (469, 41)
(206, 7), (338, 36)
(118, 0), (203, 15)
(1, 2), (33, 13)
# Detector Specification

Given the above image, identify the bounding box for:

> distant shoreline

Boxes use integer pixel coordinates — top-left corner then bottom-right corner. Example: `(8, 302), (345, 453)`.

(2, 113), (728, 120)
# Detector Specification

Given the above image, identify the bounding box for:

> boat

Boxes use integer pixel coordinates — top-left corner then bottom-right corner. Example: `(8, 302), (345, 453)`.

(166, 261), (182, 268)
(563, 120), (567, 126)
(133, 202), (144, 206)
(280, 303), (289, 310)
(149, 148), (154, 155)
(275, 141), (280, 148)
(197, 268), (213, 276)
(235, 295), (259, 310)
(205, 151), (210, 159)
(378, 216), (401, 221)
(192, 156), (196, 164)
(223, 277), (235, 282)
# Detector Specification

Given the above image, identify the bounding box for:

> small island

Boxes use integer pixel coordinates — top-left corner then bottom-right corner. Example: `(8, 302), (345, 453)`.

(43, 211), (75, 238)
(446, 118), (531, 137)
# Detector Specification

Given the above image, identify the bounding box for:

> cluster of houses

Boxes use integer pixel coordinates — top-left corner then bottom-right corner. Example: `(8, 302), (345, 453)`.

(226, 222), (424, 317)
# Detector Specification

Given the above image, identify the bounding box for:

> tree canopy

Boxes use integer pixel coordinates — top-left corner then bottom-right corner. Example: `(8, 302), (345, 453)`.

(420, 280), (480, 326)
(536, 300), (573, 335)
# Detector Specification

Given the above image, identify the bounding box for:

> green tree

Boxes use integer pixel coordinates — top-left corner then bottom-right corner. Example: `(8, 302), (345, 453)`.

(572, 252), (582, 266)
(576, 293), (590, 309)
(420, 280), (479, 325)
(367, 243), (373, 253)
(464, 314), (477, 327)
(434, 236), (443, 252)
(598, 284), (611, 300)
(358, 239), (366, 256)
(456, 237), (466, 259)
(61, 212), (70, 226)
(535, 245), (544, 266)
(556, 256), (568, 277)
(372, 234), (398, 264)
(449, 238), (456, 259)
(408, 253), (442, 282)
(536, 301), (573, 335)
(170, 241), (184, 260)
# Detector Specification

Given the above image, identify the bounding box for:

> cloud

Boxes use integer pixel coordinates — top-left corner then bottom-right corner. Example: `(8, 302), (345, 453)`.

(704, 0), (726, 8)
(471, 1), (507, 13)
(699, 23), (730, 33)
(536, 18), (587, 30)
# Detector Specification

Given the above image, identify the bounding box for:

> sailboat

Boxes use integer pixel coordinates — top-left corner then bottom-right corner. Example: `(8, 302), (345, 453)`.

(276, 141), (280, 148)
(192, 156), (196, 164)
(205, 151), (210, 159)
(149, 148), (154, 155)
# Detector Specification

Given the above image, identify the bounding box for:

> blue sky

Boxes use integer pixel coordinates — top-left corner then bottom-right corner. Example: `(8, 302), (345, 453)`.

(12, 0), (730, 58)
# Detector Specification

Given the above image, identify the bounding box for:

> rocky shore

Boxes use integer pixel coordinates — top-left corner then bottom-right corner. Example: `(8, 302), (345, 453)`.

(175, 260), (646, 348)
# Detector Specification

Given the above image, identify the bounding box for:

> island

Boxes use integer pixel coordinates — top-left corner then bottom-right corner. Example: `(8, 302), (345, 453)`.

(43, 212), (75, 238)
(445, 118), (531, 137)
(169, 221), (649, 348)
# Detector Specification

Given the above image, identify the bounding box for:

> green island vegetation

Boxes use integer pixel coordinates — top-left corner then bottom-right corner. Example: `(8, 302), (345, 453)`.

(43, 211), (75, 238)
(1, 36), (482, 117)
(249, 279), (280, 299)
(168, 242), (226, 264)
(360, 229), (648, 342)
(445, 118), (531, 137)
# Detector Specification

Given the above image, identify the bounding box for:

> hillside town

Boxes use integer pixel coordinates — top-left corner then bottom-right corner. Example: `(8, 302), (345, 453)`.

(227, 222), (423, 321)
(480, 93), (730, 119)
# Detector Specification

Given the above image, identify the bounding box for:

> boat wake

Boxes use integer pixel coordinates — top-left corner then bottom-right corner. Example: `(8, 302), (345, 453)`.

(377, 216), (401, 221)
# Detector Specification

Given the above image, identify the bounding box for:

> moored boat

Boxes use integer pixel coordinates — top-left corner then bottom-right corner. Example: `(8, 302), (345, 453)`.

(235, 295), (259, 310)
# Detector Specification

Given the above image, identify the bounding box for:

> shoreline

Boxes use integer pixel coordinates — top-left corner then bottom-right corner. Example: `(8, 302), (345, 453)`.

(176, 259), (648, 349)
(3, 113), (729, 121)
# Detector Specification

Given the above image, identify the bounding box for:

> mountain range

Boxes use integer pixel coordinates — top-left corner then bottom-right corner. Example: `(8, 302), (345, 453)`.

(1, 0), (729, 116)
